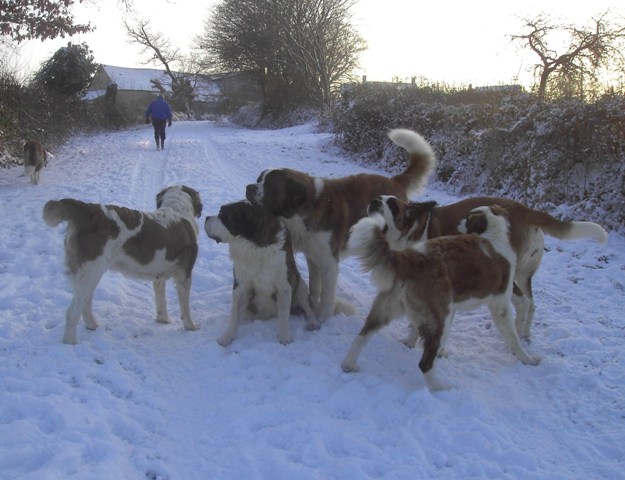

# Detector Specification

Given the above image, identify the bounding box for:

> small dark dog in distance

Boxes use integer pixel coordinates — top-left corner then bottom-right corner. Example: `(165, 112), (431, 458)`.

(23, 140), (48, 185)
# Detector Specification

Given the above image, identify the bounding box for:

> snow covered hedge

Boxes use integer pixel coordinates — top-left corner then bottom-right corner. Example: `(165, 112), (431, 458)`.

(333, 82), (625, 231)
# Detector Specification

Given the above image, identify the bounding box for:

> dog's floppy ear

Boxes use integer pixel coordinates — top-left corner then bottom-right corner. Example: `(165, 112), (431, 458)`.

(282, 177), (307, 217)
(156, 188), (167, 208)
(464, 210), (488, 235)
(181, 185), (203, 217)
(406, 201), (437, 220)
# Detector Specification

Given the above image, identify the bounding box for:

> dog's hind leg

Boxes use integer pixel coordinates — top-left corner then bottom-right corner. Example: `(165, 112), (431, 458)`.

(515, 230), (543, 340)
(513, 275), (536, 341)
(437, 310), (456, 358)
(153, 279), (170, 324)
(414, 307), (448, 391)
(488, 298), (540, 366)
(24, 165), (35, 184)
(173, 274), (199, 331)
(511, 286), (530, 339)
(341, 287), (402, 372)
(64, 264), (106, 344)
(82, 291), (99, 331)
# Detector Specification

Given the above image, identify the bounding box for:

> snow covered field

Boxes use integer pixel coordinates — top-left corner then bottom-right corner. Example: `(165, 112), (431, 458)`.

(0, 121), (623, 479)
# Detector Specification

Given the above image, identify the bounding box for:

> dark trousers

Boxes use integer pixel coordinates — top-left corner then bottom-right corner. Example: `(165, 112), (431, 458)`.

(152, 119), (167, 146)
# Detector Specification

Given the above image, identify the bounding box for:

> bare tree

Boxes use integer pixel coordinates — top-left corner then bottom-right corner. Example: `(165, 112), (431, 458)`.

(512, 11), (625, 99)
(197, 0), (365, 115)
(274, 0), (365, 115)
(125, 19), (197, 115)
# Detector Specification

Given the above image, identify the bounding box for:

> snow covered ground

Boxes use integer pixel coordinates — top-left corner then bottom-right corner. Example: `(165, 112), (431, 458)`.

(0, 121), (624, 479)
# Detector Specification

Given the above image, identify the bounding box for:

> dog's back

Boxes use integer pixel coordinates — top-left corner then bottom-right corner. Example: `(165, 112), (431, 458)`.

(23, 140), (47, 184)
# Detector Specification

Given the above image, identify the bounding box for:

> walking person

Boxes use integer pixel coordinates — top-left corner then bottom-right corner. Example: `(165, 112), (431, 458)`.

(145, 94), (173, 151)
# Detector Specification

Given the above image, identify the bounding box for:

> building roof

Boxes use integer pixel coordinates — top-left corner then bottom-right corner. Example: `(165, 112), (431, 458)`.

(85, 64), (221, 100)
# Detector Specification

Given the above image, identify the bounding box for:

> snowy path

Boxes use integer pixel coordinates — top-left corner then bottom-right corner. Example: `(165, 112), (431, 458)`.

(0, 121), (624, 479)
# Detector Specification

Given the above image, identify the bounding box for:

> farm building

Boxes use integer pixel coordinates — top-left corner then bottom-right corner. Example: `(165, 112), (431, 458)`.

(85, 65), (261, 119)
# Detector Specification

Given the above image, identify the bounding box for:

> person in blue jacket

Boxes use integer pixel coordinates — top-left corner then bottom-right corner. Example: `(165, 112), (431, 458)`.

(145, 94), (173, 151)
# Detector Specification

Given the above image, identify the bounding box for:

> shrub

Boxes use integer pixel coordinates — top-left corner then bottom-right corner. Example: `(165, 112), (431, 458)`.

(332, 81), (625, 231)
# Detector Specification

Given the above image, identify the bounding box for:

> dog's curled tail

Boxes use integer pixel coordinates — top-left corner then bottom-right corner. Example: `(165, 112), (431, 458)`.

(388, 129), (437, 195)
(526, 209), (608, 244)
(348, 215), (397, 288)
(43, 198), (92, 227)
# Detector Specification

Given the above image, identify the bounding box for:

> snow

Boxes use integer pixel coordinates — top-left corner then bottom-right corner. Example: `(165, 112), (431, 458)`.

(1, 121), (624, 479)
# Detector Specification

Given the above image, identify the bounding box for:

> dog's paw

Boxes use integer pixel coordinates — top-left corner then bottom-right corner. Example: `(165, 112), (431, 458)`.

(524, 354), (541, 366)
(334, 299), (356, 316)
(156, 316), (171, 324)
(305, 319), (321, 331)
(84, 320), (99, 331)
(400, 336), (418, 349)
(62, 335), (78, 345)
(278, 334), (293, 346)
(184, 322), (200, 331)
(341, 361), (359, 373)
(217, 335), (234, 347)
(423, 371), (451, 391)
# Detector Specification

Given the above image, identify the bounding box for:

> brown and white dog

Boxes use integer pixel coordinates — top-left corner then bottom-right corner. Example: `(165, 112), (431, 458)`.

(205, 201), (317, 346)
(43, 185), (203, 344)
(368, 195), (608, 340)
(342, 205), (540, 390)
(246, 129), (437, 323)
(23, 140), (48, 185)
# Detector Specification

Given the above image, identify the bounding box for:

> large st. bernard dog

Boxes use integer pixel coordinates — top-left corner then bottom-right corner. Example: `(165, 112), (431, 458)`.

(246, 129), (437, 323)
(23, 140), (48, 185)
(43, 185), (203, 344)
(341, 205), (540, 391)
(368, 195), (608, 340)
(205, 201), (317, 346)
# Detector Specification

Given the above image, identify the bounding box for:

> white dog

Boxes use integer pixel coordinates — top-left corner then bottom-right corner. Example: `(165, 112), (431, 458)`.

(205, 201), (317, 345)
(43, 185), (203, 344)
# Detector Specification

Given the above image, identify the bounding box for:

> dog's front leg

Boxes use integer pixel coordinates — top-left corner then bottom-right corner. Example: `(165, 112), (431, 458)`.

(153, 279), (170, 324)
(295, 279), (319, 331)
(173, 275), (199, 331)
(218, 284), (245, 346)
(306, 256), (321, 304)
(317, 259), (338, 323)
(276, 284), (293, 345)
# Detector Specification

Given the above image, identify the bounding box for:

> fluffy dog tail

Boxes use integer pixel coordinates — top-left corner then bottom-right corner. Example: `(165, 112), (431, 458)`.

(348, 215), (398, 288)
(43, 199), (95, 227)
(389, 129), (437, 195)
(522, 208), (608, 244)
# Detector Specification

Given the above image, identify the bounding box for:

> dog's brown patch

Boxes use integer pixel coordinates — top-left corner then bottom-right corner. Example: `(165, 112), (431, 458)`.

(107, 205), (142, 230)
(122, 217), (198, 277)
(43, 199), (121, 273)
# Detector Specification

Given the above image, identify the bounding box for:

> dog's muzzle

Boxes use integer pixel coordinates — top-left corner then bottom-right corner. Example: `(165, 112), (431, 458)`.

(204, 217), (222, 243)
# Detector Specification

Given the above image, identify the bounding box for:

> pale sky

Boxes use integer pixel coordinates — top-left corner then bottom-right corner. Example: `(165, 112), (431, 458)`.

(14, 0), (623, 88)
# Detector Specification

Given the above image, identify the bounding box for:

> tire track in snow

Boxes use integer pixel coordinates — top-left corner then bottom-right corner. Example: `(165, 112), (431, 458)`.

(127, 129), (168, 210)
